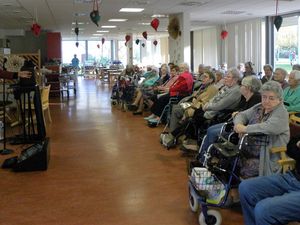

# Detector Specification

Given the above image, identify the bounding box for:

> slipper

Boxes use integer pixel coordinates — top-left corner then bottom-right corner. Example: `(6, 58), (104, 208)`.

(148, 118), (159, 124)
(144, 114), (156, 120)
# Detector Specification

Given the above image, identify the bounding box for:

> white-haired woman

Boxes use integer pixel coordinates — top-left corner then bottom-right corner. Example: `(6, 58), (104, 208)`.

(283, 70), (300, 112)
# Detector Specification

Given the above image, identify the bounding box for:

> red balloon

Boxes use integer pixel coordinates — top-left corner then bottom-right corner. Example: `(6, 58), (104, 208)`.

(153, 40), (158, 46)
(31, 23), (41, 36)
(101, 38), (105, 45)
(151, 18), (159, 31)
(221, 30), (228, 40)
(125, 35), (131, 43)
(142, 31), (147, 40)
(97, 44), (100, 48)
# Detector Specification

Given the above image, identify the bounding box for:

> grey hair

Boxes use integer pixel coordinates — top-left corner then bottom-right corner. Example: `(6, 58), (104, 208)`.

(290, 70), (300, 80)
(241, 75), (262, 93)
(215, 70), (225, 77)
(292, 64), (300, 71)
(227, 67), (241, 81)
(260, 80), (283, 100)
(263, 64), (273, 71)
(275, 68), (288, 78)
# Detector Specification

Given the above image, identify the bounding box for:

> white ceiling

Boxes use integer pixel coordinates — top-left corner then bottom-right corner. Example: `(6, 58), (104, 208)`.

(0, 0), (300, 41)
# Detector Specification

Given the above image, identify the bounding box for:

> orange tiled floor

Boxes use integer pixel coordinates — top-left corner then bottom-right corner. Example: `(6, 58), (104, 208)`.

(0, 78), (244, 225)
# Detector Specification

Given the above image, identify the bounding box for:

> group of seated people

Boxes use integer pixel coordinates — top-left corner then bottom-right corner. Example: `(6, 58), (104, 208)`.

(112, 61), (300, 224)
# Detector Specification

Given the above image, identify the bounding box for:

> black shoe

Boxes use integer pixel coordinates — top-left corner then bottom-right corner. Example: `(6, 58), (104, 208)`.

(133, 111), (142, 115)
(127, 104), (138, 111)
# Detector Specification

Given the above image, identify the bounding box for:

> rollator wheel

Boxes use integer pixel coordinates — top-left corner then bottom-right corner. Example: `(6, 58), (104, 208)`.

(188, 186), (199, 212)
(199, 209), (222, 225)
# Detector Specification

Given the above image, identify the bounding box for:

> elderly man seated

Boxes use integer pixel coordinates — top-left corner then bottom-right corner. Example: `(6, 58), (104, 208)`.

(283, 70), (300, 112)
(239, 134), (300, 225)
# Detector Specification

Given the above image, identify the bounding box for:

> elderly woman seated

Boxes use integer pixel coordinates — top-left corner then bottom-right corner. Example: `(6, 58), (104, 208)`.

(127, 66), (159, 114)
(273, 68), (289, 90)
(181, 68), (242, 151)
(145, 63), (194, 123)
(234, 80), (290, 178)
(283, 70), (300, 112)
(161, 70), (218, 146)
(198, 75), (262, 155)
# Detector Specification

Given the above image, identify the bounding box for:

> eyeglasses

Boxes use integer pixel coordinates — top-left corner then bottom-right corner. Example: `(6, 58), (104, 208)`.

(262, 95), (279, 101)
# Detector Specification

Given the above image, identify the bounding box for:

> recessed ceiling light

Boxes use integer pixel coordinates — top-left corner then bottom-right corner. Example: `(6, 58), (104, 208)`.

(93, 33), (103, 36)
(101, 25), (117, 28)
(108, 19), (128, 22)
(119, 8), (144, 12)
(151, 14), (168, 18)
(72, 22), (85, 25)
(96, 30), (109, 33)
(138, 22), (150, 25)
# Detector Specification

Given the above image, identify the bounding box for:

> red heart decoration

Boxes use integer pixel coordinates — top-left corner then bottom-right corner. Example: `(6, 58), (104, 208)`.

(31, 23), (41, 36)
(97, 44), (100, 48)
(151, 18), (159, 31)
(153, 40), (158, 46)
(125, 35), (131, 43)
(142, 31), (147, 40)
(221, 30), (228, 40)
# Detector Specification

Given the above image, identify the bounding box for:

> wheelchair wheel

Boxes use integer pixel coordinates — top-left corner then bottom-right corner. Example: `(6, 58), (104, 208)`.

(199, 209), (222, 225)
(188, 186), (199, 212)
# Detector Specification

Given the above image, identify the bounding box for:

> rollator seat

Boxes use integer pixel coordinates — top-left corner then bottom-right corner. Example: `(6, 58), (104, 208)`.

(213, 141), (239, 158)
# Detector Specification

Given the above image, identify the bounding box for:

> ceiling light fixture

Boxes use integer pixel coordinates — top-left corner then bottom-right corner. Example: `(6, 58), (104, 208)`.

(101, 25), (117, 28)
(108, 19), (128, 22)
(72, 22), (85, 25)
(92, 33), (103, 36)
(151, 14), (168, 18)
(119, 8), (144, 12)
(96, 30), (109, 33)
(138, 22), (150, 25)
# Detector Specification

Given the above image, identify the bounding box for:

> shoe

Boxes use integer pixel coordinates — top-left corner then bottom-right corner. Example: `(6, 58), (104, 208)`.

(144, 114), (156, 120)
(148, 118), (159, 123)
(133, 111), (142, 115)
(181, 139), (199, 152)
(127, 104), (138, 111)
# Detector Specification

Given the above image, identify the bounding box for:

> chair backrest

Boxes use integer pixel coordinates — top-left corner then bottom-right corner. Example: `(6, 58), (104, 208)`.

(41, 85), (51, 106)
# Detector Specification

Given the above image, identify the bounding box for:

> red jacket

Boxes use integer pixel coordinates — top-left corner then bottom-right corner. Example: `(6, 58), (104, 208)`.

(0, 69), (16, 79)
(169, 71), (194, 97)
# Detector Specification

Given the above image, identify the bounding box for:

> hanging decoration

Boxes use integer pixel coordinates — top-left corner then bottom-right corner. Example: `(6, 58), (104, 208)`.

(97, 44), (100, 48)
(220, 30), (228, 40)
(135, 39), (140, 45)
(31, 23), (41, 36)
(101, 37), (105, 45)
(142, 31), (148, 40)
(90, 0), (101, 27)
(153, 40), (158, 46)
(274, 0), (282, 31)
(75, 42), (79, 47)
(151, 18), (160, 31)
(168, 17), (181, 39)
(74, 21), (79, 36)
(142, 43), (145, 48)
(125, 34), (131, 46)
(31, 8), (41, 36)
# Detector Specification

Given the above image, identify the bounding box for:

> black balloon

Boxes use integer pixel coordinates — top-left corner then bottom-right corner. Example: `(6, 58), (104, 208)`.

(274, 16), (283, 31)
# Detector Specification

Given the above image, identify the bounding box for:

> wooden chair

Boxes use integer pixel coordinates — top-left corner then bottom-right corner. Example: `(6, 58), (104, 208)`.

(270, 146), (296, 173)
(41, 85), (52, 124)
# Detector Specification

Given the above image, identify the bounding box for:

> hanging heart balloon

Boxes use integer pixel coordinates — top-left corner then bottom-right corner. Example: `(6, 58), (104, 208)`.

(142, 31), (147, 40)
(274, 16), (283, 31)
(90, 0), (101, 27)
(135, 39), (140, 45)
(76, 42), (79, 47)
(97, 44), (100, 48)
(220, 30), (228, 40)
(153, 40), (158, 46)
(101, 37), (105, 45)
(75, 27), (79, 36)
(142, 43), (145, 48)
(151, 18), (160, 31)
(125, 34), (131, 46)
(31, 23), (41, 36)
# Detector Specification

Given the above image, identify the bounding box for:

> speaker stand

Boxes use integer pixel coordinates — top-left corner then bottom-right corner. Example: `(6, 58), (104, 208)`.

(0, 78), (14, 155)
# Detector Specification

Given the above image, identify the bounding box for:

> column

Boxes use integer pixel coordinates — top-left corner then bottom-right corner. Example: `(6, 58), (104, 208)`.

(126, 33), (133, 66)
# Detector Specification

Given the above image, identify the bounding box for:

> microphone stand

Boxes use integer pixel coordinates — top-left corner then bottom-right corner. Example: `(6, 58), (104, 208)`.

(0, 78), (14, 155)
